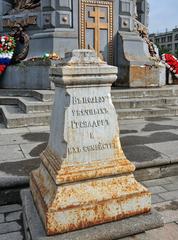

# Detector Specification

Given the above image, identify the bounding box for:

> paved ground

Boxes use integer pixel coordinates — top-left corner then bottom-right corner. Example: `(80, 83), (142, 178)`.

(0, 204), (24, 240)
(120, 116), (178, 166)
(1, 116), (178, 239)
(1, 116), (178, 180)
(122, 175), (178, 240)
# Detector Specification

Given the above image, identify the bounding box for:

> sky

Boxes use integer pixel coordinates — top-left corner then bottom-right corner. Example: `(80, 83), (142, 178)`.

(149, 0), (178, 33)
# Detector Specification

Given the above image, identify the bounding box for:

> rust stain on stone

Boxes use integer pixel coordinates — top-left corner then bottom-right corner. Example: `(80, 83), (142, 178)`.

(30, 167), (151, 236)
(130, 65), (158, 87)
(40, 144), (135, 185)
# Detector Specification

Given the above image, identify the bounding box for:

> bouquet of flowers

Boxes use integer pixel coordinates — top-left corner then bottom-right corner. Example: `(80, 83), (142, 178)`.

(0, 35), (16, 75)
(162, 53), (178, 78)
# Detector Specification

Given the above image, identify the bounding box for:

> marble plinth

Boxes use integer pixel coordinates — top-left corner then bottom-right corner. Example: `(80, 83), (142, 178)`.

(21, 189), (164, 240)
(29, 50), (152, 236)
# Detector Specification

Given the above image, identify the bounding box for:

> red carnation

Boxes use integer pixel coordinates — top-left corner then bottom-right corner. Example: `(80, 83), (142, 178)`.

(0, 64), (7, 74)
(162, 54), (178, 77)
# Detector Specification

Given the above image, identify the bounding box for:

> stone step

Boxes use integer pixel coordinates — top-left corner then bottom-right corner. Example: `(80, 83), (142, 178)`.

(117, 107), (178, 119)
(0, 106), (50, 128)
(1, 87), (178, 128)
(18, 97), (53, 113)
(1, 88), (178, 100)
(112, 87), (178, 99)
(0, 89), (55, 102)
(0, 89), (32, 97)
(2, 105), (178, 128)
(0, 96), (18, 105)
(113, 97), (178, 109)
(31, 90), (55, 102)
(0, 96), (53, 114)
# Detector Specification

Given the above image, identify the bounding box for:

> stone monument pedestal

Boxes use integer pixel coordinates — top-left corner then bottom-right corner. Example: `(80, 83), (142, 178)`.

(117, 32), (166, 87)
(21, 50), (164, 239)
(0, 59), (57, 90)
(21, 189), (164, 240)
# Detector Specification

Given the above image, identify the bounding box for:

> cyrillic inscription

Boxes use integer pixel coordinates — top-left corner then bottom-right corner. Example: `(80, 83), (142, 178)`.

(71, 119), (109, 129)
(69, 93), (112, 154)
(72, 107), (108, 117)
(72, 96), (109, 105)
(68, 142), (116, 155)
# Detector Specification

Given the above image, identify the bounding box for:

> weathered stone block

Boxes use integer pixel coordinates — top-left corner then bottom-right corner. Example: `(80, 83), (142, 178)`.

(117, 31), (166, 87)
(30, 50), (151, 235)
(21, 189), (164, 240)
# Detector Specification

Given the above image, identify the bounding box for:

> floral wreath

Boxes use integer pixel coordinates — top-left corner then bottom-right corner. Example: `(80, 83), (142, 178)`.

(0, 35), (16, 75)
(162, 53), (178, 78)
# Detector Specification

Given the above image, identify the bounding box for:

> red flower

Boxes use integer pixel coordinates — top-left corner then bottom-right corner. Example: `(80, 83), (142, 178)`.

(0, 64), (7, 74)
(162, 54), (178, 75)
(4, 35), (8, 41)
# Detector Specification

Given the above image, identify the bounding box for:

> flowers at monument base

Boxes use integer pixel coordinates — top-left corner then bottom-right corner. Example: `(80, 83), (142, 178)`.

(162, 53), (178, 78)
(26, 52), (61, 63)
(43, 52), (61, 60)
(0, 35), (16, 75)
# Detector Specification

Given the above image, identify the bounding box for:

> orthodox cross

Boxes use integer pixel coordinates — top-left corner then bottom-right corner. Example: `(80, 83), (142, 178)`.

(86, 7), (108, 56)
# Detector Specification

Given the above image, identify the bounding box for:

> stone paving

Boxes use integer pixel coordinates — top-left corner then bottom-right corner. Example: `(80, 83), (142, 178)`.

(0, 204), (24, 240)
(1, 116), (178, 180)
(122, 176), (178, 239)
(1, 117), (178, 239)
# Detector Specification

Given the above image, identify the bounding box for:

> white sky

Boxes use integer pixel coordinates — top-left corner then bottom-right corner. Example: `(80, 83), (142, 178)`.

(148, 0), (178, 33)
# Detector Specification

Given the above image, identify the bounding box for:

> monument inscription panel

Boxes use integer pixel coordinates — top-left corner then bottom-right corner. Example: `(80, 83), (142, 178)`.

(65, 87), (120, 162)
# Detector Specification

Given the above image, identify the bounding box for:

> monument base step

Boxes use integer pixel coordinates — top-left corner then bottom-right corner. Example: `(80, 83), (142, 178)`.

(0, 90), (54, 128)
(21, 189), (164, 240)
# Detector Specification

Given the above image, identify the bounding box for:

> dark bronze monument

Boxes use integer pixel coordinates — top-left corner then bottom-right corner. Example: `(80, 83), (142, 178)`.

(13, 0), (40, 10)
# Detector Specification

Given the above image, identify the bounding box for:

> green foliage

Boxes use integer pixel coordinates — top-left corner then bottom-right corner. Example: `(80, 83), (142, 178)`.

(157, 44), (172, 56)
(175, 48), (178, 58)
